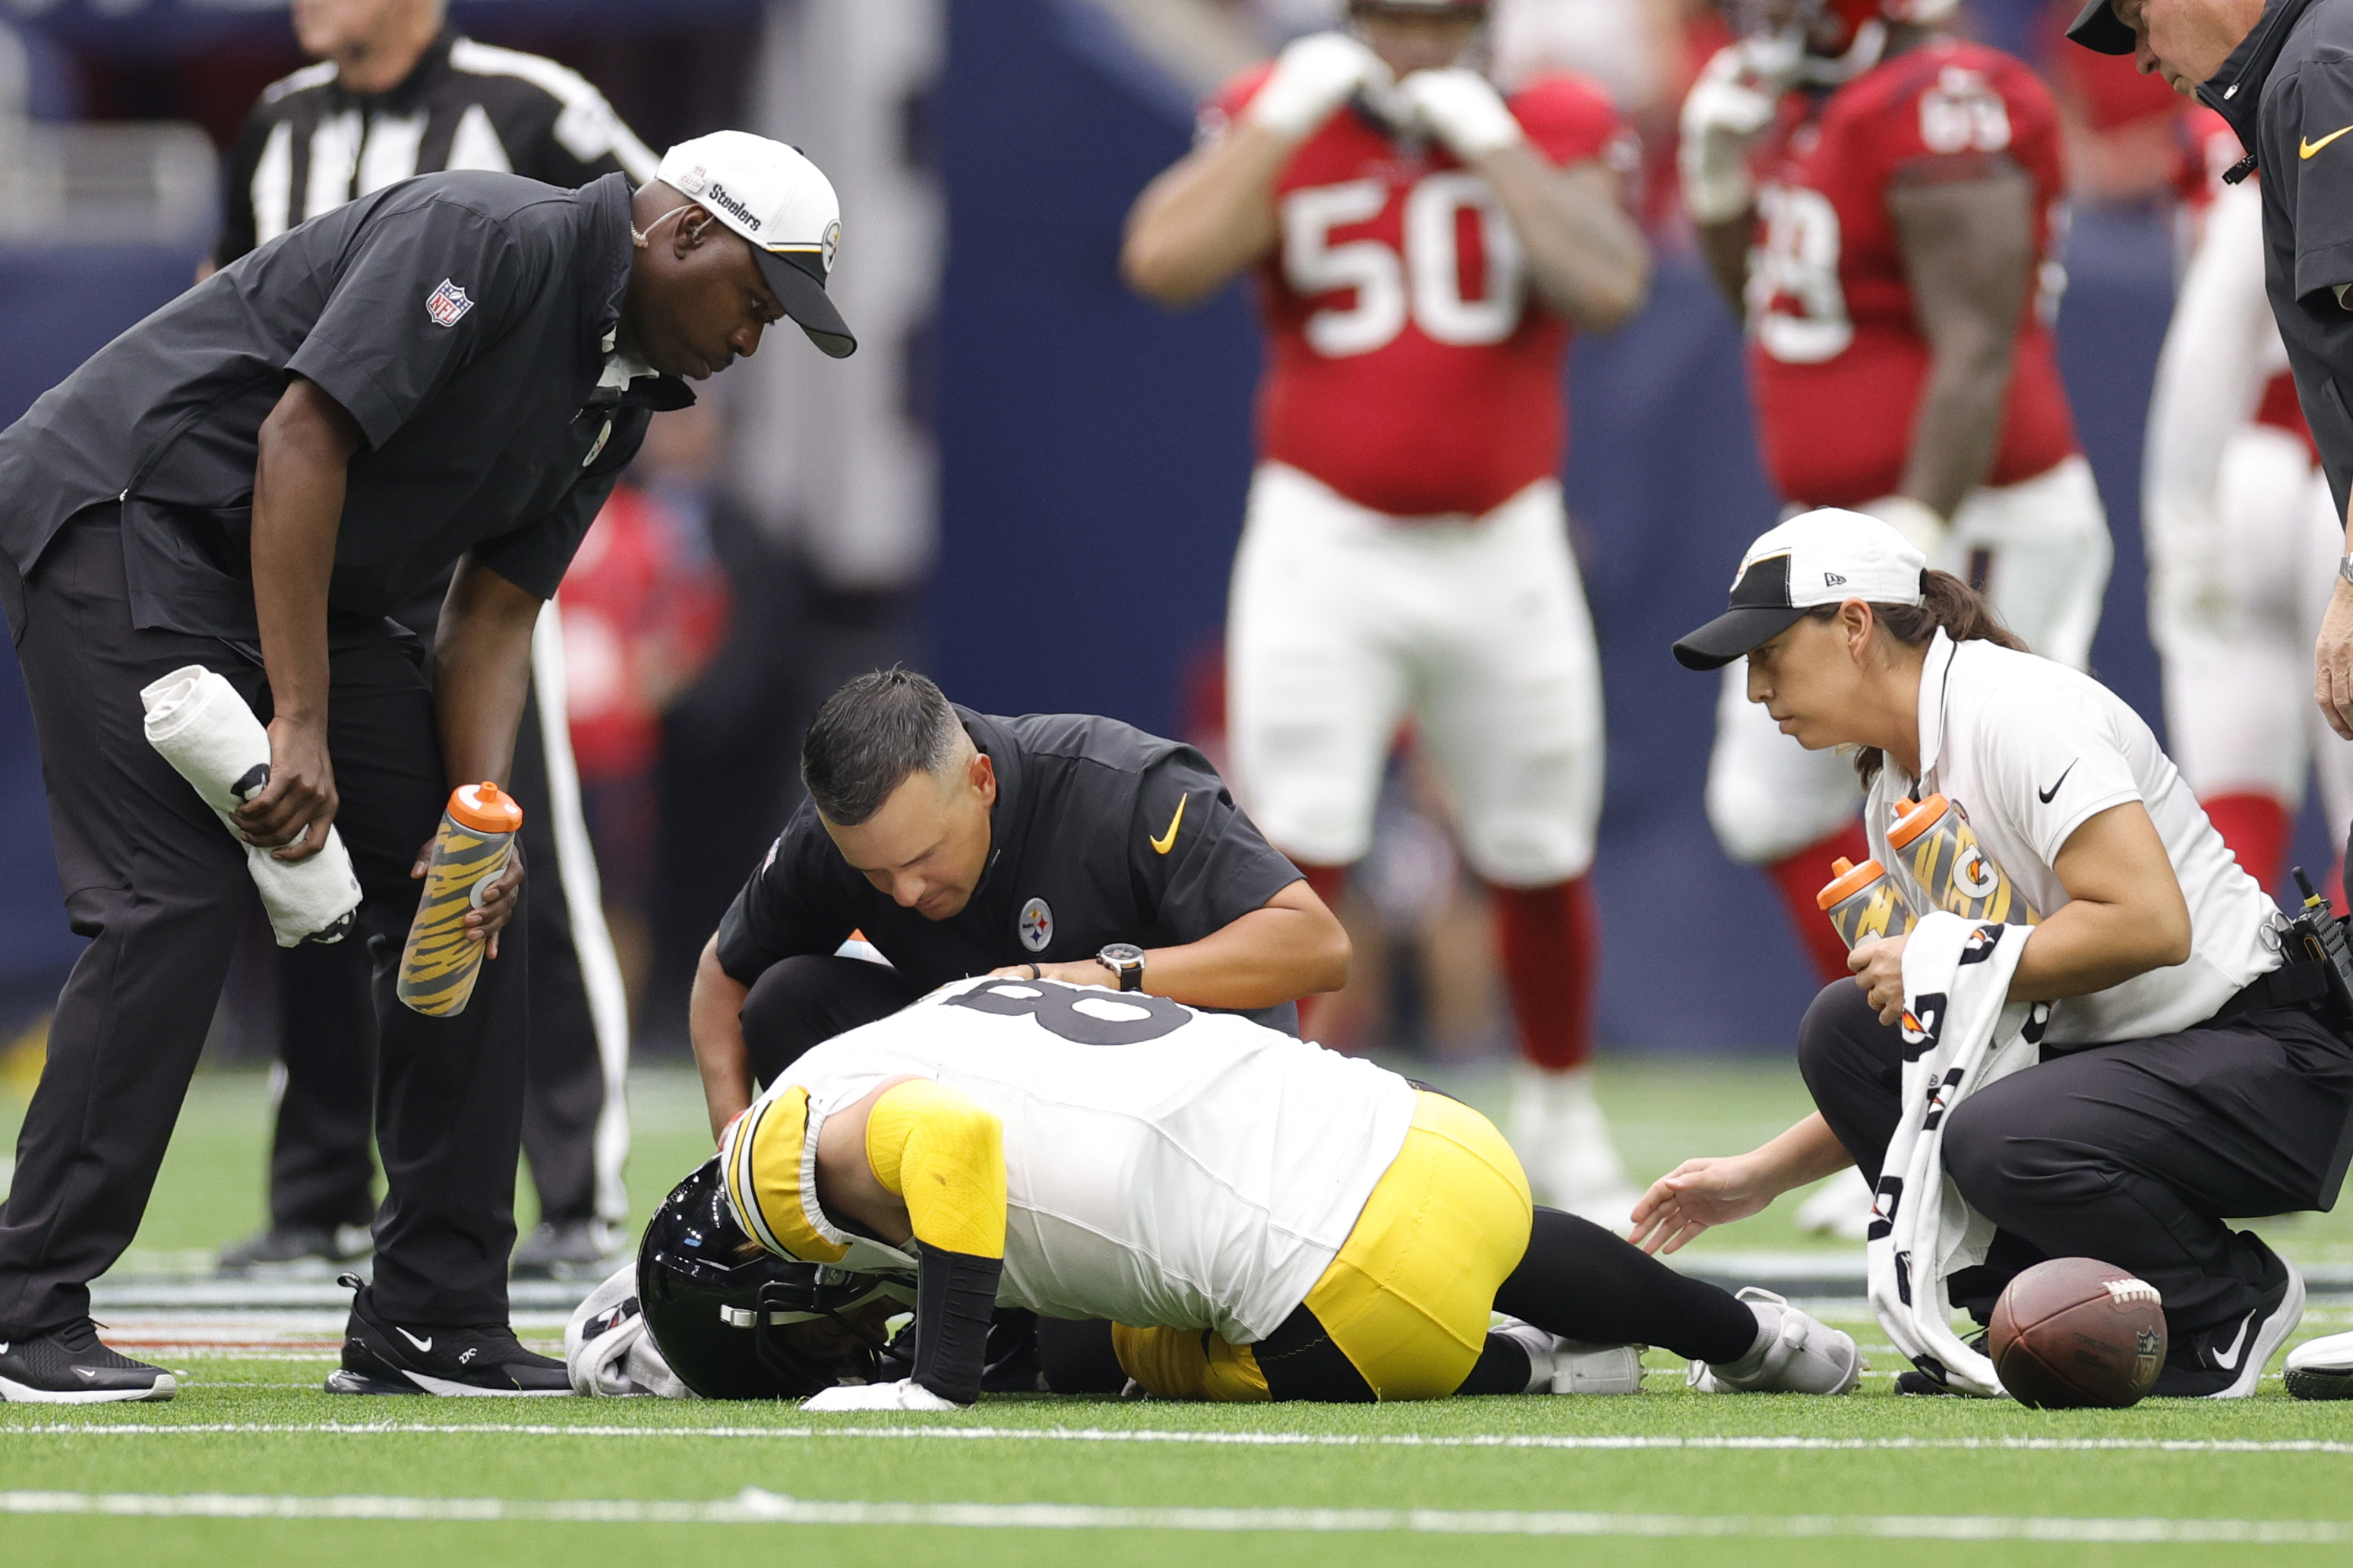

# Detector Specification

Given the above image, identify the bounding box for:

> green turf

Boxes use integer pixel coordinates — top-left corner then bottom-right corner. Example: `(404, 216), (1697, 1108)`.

(4, 1057), (2351, 1566)
(5, 1345), (2353, 1566)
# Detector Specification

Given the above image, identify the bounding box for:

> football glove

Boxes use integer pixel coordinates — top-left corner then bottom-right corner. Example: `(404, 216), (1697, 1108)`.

(1397, 68), (1524, 160)
(1678, 39), (1798, 226)
(801, 1377), (965, 1413)
(1247, 31), (1388, 140)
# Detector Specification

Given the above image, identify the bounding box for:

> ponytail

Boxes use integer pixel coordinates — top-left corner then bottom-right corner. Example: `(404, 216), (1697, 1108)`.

(1808, 570), (2026, 787)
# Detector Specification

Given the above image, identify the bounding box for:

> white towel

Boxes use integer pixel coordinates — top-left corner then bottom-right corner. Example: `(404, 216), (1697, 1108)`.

(565, 1262), (691, 1399)
(1865, 911), (2048, 1398)
(140, 664), (362, 947)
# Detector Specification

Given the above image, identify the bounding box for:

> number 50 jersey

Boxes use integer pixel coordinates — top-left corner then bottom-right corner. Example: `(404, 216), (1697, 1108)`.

(741, 977), (1418, 1347)
(1745, 40), (2078, 507)
(1208, 68), (1632, 519)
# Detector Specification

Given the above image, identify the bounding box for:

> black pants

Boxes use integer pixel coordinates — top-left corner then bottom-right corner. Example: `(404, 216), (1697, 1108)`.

(739, 954), (923, 1086)
(1797, 979), (2353, 1349)
(0, 514), (527, 1330)
(260, 680), (616, 1232)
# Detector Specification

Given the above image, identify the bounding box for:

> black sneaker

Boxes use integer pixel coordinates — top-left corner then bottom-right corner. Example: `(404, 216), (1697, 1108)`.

(510, 1219), (620, 1281)
(218, 1223), (370, 1275)
(0, 1320), (176, 1404)
(324, 1273), (570, 1396)
(1894, 1333), (1986, 1396)
(2151, 1254), (2304, 1399)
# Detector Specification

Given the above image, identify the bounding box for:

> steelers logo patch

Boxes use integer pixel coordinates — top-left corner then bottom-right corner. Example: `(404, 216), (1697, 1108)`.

(1019, 897), (1052, 953)
(821, 218), (840, 274)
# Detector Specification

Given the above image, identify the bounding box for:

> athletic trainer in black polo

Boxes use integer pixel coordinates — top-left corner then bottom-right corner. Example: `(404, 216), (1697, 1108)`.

(2067, 0), (2353, 778)
(0, 130), (856, 1404)
(687, 670), (1353, 1144)
(207, 0), (657, 1285)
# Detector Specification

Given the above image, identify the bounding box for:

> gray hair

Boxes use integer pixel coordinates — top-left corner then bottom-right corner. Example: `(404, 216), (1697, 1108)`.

(800, 669), (965, 826)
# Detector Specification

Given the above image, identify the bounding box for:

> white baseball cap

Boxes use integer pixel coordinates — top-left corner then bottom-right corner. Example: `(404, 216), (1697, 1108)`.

(657, 131), (855, 359)
(1672, 508), (1928, 670)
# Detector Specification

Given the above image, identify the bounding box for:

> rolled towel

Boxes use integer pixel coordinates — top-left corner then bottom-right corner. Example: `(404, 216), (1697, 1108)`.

(141, 664), (362, 945)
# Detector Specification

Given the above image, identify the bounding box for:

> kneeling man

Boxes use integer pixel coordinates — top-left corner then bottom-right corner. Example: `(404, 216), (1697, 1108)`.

(626, 976), (1859, 1406)
(689, 669), (1349, 1138)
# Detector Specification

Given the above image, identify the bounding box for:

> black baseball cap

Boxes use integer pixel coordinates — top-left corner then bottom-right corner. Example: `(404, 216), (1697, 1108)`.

(2066, 0), (2137, 55)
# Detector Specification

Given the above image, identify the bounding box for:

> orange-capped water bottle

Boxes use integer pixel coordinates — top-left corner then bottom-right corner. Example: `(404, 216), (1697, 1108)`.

(1817, 855), (1916, 950)
(396, 781), (523, 1017)
(1886, 793), (2038, 926)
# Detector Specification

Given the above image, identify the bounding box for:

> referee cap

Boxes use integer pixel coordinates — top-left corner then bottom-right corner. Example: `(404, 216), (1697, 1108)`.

(1673, 508), (1928, 670)
(659, 131), (857, 358)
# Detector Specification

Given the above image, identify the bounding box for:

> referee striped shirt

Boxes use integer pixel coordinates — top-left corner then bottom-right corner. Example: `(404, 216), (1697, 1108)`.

(214, 29), (656, 268)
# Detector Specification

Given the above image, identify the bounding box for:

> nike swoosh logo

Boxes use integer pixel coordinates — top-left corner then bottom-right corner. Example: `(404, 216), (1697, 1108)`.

(2209, 1311), (2254, 1371)
(2038, 760), (2077, 804)
(72, 1366), (99, 1380)
(1149, 793), (1189, 855)
(395, 1327), (434, 1353)
(2303, 125), (2353, 158)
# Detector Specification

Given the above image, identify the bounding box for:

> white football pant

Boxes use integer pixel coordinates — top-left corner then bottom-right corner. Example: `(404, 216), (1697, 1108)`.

(1706, 454), (2113, 864)
(2151, 427), (2353, 827)
(1226, 462), (1604, 886)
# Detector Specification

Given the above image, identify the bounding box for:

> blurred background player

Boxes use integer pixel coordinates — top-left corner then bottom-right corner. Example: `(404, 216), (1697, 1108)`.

(2142, 108), (2353, 898)
(207, 0), (652, 1279)
(1120, 0), (1651, 1223)
(1680, 0), (2111, 989)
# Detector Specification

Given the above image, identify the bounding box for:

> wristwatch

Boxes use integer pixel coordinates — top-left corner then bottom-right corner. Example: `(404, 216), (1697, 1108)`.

(2340, 554), (2353, 588)
(1094, 942), (1145, 992)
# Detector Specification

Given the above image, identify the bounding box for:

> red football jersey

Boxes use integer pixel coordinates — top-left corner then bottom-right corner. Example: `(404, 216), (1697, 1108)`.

(1211, 68), (1631, 518)
(1745, 40), (2080, 506)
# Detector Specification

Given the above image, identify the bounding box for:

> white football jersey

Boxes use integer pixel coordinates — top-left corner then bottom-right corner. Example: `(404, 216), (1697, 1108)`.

(741, 977), (1419, 1346)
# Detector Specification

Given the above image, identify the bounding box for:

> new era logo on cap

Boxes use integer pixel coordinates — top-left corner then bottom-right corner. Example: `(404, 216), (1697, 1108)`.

(1674, 508), (1928, 670)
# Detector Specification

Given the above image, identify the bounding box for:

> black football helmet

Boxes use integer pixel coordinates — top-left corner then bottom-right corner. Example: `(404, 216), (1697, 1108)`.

(637, 1159), (907, 1399)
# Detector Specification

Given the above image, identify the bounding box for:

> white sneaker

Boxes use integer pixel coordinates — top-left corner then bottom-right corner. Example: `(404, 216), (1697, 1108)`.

(2285, 1327), (2353, 1401)
(1491, 1317), (1644, 1395)
(1794, 1166), (1877, 1242)
(1686, 1288), (1862, 1396)
(1509, 1063), (1639, 1232)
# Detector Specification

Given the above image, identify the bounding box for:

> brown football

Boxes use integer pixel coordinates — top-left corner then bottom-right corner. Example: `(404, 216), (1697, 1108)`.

(1989, 1257), (2167, 1409)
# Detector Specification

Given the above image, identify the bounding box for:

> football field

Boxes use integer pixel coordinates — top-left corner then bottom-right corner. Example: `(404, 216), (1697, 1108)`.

(5, 1054), (2351, 1566)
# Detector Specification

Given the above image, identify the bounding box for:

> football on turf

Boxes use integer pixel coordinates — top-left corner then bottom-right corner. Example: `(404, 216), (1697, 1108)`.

(1989, 1257), (2166, 1409)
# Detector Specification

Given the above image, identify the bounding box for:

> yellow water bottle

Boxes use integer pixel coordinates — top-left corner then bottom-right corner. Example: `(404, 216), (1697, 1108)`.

(396, 781), (523, 1017)
(1886, 793), (2038, 926)
(1816, 855), (1916, 950)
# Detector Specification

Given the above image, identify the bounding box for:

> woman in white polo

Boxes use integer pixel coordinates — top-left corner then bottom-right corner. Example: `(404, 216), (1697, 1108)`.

(1637, 508), (2353, 1398)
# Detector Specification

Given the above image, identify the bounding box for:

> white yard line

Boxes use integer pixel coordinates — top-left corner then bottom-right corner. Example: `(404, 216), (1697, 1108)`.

(8, 1422), (2352, 1456)
(0, 1488), (2343, 1541)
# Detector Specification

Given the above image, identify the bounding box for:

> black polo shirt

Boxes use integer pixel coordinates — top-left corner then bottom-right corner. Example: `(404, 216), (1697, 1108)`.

(2206, 0), (2353, 520)
(713, 708), (1308, 1030)
(0, 170), (687, 638)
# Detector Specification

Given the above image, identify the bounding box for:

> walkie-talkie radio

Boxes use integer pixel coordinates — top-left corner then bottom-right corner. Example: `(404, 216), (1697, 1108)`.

(2283, 868), (2353, 1036)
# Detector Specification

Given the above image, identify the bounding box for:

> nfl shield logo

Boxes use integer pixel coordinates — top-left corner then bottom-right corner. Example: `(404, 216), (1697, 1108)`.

(1018, 897), (1052, 953)
(425, 279), (473, 327)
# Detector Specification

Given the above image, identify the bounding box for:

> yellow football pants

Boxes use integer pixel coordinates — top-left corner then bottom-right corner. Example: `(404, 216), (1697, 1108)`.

(1113, 1090), (1533, 1402)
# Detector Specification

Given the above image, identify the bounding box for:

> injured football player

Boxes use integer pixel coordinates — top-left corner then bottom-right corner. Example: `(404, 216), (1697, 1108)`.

(581, 975), (1862, 1406)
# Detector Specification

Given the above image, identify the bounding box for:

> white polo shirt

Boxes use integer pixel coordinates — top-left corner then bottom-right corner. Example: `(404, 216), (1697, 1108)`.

(1864, 631), (2280, 1044)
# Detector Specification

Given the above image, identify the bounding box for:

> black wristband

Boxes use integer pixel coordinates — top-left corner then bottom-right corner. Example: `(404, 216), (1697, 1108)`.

(911, 1240), (1003, 1406)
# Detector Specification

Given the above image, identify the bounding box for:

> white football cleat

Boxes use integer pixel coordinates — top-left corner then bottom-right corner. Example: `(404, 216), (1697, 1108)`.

(1509, 1063), (1639, 1232)
(2285, 1328), (2352, 1400)
(1490, 1317), (1643, 1395)
(1794, 1166), (1878, 1243)
(1687, 1288), (1862, 1396)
